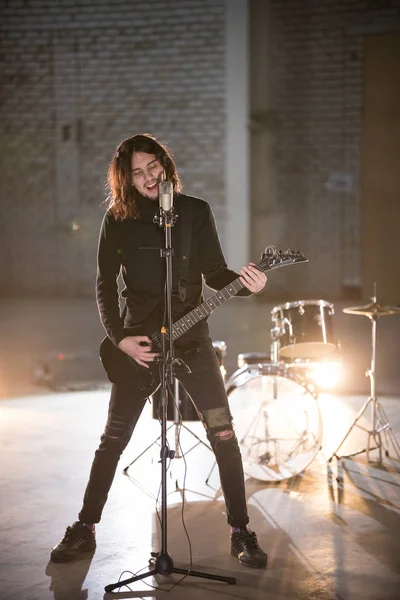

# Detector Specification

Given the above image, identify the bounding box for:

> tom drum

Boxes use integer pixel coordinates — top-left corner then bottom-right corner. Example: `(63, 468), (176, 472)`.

(271, 299), (336, 360)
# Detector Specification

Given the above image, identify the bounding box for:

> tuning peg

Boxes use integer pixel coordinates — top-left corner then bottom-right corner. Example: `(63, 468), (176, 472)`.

(263, 246), (277, 259)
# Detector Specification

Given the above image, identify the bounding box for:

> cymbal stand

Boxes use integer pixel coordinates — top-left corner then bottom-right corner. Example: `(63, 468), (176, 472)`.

(329, 301), (400, 464)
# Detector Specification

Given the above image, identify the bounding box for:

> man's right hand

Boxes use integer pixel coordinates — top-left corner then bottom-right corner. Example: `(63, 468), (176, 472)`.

(118, 336), (159, 368)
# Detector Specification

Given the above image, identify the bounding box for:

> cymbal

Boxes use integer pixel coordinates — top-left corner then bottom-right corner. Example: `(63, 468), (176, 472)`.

(343, 301), (400, 317)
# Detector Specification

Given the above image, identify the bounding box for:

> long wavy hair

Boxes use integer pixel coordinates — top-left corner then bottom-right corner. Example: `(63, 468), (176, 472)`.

(106, 133), (182, 220)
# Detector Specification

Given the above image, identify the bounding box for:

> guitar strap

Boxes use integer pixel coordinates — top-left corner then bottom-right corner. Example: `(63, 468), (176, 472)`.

(178, 198), (192, 302)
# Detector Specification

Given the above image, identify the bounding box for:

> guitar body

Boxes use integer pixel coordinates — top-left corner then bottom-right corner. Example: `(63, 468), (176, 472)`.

(99, 336), (160, 399)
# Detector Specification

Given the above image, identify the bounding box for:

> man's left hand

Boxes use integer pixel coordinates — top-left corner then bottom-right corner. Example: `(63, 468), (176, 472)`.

(239, 262), (267, 294)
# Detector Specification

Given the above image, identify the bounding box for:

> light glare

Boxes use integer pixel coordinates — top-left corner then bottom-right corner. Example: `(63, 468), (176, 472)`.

(309, 362), (341, 389)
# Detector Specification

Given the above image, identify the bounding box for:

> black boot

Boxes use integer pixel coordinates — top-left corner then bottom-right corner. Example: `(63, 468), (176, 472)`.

(51, 522), (96, 563)
(230, 528), (267, 569)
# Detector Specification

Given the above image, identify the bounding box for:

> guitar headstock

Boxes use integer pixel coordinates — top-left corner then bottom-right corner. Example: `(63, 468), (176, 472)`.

(257, 245), (308, 273)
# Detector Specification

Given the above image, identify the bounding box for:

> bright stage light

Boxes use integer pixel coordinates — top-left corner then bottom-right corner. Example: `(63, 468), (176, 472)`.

(233, 354), (342, 392)
(307, 361), (341, 390)
(283, 358), (342, 392)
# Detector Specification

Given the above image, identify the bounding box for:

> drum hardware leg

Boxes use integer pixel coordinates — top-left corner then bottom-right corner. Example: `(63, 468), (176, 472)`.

(123, 424), (175, 472)
(379, 402), (400, 458)
(123, 380), (212, 475)
(329, 312), (400, 464)
(173, 421), (214, 491)
(239, 402), (268, 447)
(171, 378), (212, 460)
(246, 403), (277, 464)
(224, 366), (323, 481)
(328, 396), (380, 463)
(204, 435), (280, 485)
(173, 422), (212, 457)
(284, 431), (311, 462)
(205, 459), (217, 485)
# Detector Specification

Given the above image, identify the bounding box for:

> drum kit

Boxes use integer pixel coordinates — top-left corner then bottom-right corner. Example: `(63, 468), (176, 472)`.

(226, 292), (400, 481)
(125, 292), (400, 482)
(225, 299), (336, 482)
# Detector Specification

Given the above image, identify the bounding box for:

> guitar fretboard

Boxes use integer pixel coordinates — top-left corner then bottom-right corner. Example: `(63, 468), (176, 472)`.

(173, 278), (244, 339)
(149, 249), (307, 349)
(151, 277), (244, 348)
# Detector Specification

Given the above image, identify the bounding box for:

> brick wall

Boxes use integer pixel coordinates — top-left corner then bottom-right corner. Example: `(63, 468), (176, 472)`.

(4, 0), (399, 300)
(251, 0), (400, 300)
(0, 0), (226, 295)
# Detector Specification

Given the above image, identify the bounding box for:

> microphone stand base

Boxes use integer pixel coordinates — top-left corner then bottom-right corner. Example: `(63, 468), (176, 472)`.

(154, 551), (174, 574)
(104, 551), (236, 592)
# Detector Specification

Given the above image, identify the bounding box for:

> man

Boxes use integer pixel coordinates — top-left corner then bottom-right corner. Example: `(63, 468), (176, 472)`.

(51, 133), (268, 569)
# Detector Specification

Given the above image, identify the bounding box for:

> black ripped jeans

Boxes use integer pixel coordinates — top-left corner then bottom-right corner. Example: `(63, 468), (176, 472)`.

(78, 338), (249, 528)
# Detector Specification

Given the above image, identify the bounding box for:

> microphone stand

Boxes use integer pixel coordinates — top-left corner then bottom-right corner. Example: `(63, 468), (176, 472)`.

(105, 187), (236, 593)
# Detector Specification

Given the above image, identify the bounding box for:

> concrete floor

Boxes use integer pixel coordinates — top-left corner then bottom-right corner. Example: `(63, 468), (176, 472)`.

(0, 297), (400, 600)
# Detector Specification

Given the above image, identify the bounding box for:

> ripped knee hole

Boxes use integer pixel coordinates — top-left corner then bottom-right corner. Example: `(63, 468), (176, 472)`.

(214, 429), (234, 441)
(103, 422), (132, 443)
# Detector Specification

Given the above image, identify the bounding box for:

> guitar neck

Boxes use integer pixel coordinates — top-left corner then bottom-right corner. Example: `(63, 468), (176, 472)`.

(172, 278), (244, 341)
(149, 248), (307, 349)
(151, 277), (244, 348)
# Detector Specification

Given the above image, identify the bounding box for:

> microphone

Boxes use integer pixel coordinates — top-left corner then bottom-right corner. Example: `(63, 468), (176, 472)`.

(159, 180), (173, 212)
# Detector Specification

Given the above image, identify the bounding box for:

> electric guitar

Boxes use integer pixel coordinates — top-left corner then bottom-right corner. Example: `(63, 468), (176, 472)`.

(100, 246), (308, 395)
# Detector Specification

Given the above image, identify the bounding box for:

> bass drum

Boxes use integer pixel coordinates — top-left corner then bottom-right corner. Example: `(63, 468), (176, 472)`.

(226, 363), (322, 482)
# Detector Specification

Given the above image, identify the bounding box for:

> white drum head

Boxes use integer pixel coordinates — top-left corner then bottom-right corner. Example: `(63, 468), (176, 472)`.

(227, 367), (322, 481)
(279, 340), (337, 360)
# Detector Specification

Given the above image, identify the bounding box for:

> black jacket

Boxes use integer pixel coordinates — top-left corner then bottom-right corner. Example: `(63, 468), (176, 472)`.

(96, 192), (250, 347)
